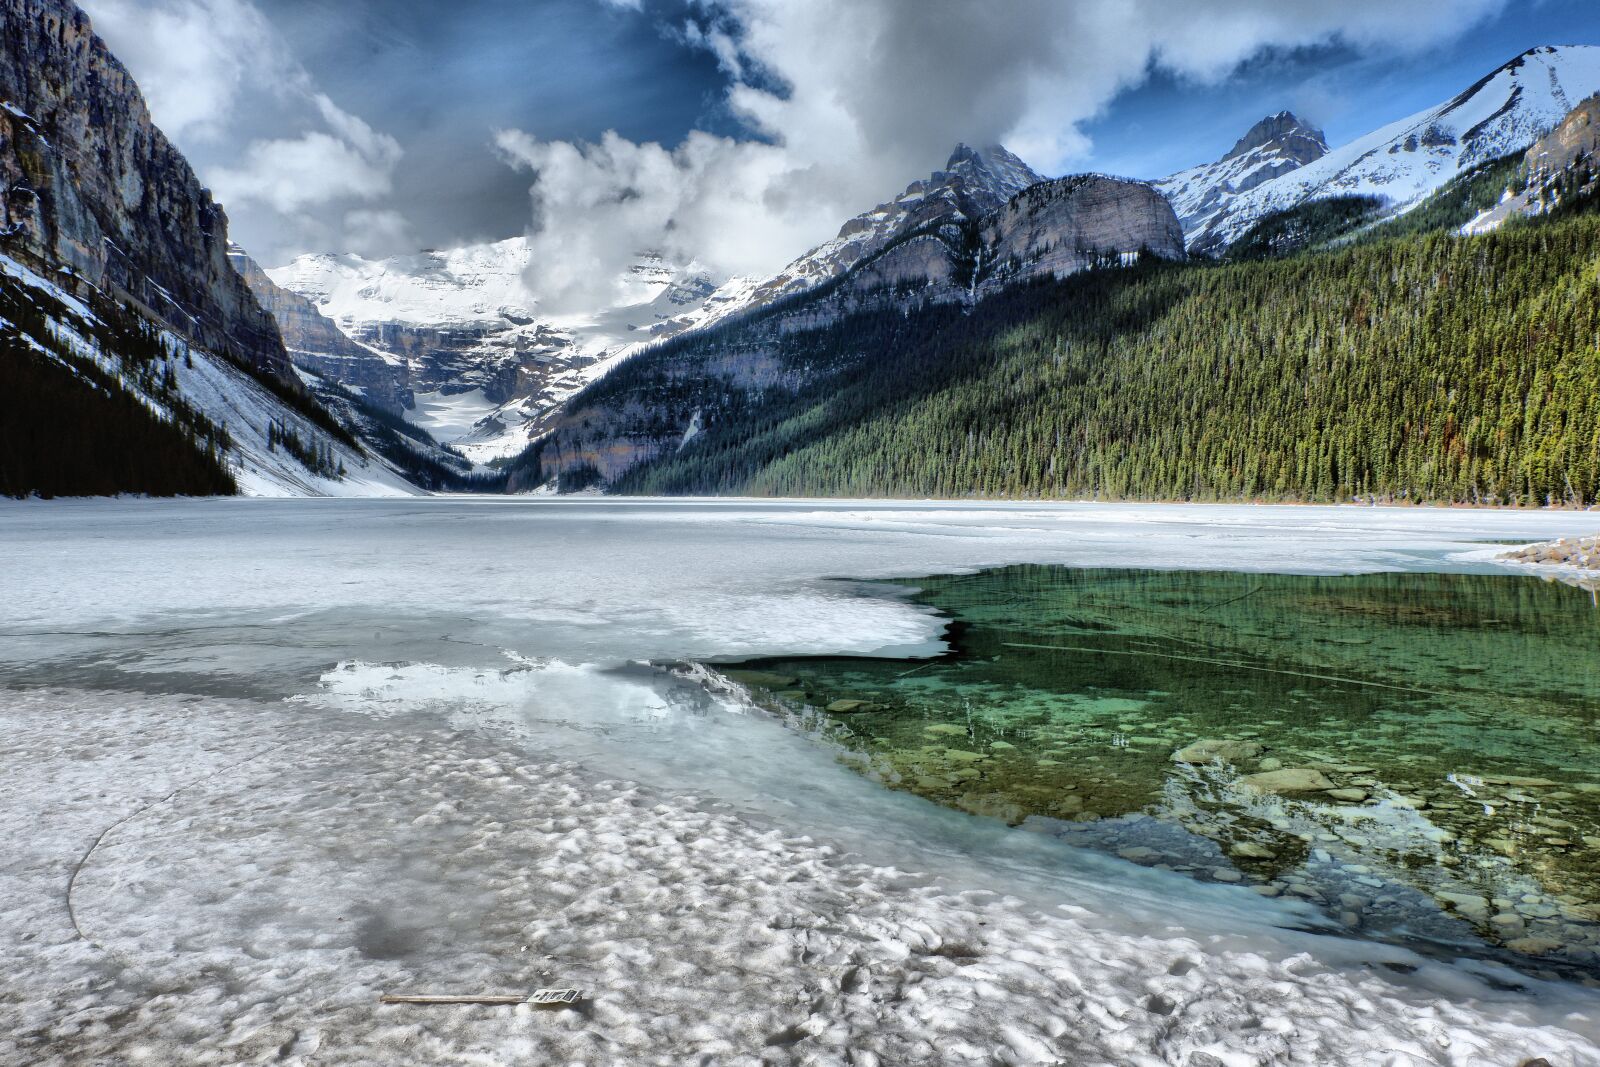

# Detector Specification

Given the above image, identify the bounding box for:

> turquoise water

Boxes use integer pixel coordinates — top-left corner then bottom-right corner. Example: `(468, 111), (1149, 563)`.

(721, 567), (1600, 973)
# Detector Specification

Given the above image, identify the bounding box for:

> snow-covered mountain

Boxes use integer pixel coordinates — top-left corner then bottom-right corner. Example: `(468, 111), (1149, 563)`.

(1153, 112), (1328, 246)
(1173, 45), (1600, 254)
(268, 240), (723, 460)
(229, 245), (414, 417)
(264, 143), (1044, 461)
(691, 143), (1044, 332)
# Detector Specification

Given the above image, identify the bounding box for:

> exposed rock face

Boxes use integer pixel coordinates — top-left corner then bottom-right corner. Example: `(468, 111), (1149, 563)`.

(980, 176), (1185, 289)
(229, 246), (413, 415)
(1525, 92), (1600, 180)
(1153, 111), (1329, 252)
(1460, 93), (1600, 235)
(0, 0), (290, 381)
(692, 144), (1043, 331)
(1226, 113), (1329, 171)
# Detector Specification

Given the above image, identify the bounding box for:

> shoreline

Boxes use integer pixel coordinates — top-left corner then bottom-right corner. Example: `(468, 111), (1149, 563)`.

(6, 686), (1600, 1065)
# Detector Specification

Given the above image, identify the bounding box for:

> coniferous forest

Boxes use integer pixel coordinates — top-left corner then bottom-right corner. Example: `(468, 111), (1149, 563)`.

(572, 202), (1600, 505)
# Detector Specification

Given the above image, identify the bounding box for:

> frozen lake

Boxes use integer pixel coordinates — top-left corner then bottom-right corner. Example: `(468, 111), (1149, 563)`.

(5, 498), (1600, 1065)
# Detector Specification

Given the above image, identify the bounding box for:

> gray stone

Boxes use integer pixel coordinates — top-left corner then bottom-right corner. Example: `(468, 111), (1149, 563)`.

(1237, 768), (1335, 794)
(1172, 738), (1264, 764)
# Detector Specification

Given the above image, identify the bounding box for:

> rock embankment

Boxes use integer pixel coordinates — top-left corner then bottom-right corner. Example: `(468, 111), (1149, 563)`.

(1502, 535), (1600, 571)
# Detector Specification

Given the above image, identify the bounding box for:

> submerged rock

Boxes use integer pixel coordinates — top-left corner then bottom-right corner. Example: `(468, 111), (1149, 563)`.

(1173, 739), (1264, 764)
(724, 670), (802, 689)
(1237, 768), (1335, 794)
(826, 699), (876, 713)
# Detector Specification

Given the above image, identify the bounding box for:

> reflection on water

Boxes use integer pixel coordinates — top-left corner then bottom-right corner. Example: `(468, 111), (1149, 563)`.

(719, 566), (1600, 975)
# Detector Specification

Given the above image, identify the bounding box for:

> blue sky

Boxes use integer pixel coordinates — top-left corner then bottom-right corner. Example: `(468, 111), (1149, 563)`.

(83, 0), (1600, 274)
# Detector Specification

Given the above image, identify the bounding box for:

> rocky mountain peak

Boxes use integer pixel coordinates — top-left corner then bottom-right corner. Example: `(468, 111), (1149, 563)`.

(1223, 112), (1329, 165)
(942, 142), (1042, 199)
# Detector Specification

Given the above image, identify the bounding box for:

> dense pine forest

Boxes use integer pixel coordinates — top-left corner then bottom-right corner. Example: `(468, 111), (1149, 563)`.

(561, 196), (1600, 505)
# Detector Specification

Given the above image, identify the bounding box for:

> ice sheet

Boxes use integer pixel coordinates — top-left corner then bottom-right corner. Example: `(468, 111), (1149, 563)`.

(5, 499), (1600, 1064)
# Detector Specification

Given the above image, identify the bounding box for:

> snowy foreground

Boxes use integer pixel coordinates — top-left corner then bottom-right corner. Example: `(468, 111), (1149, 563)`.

(5, 499), (1600, 1066)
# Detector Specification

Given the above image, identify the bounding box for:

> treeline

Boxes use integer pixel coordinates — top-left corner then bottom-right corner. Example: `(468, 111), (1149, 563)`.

(604, 208), (1600, 505)
(267, 419), (345, 479)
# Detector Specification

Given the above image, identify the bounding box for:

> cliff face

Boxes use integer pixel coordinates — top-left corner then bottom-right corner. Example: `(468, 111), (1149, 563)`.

(979, 176), (1185, 289)
(0, 0), (290, 380)
(1525, 92), (1600, 179)
(229, 246), (414, 415)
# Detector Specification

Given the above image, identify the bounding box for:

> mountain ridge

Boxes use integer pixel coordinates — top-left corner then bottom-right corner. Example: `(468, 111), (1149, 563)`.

(1171, 44), (1600, 253)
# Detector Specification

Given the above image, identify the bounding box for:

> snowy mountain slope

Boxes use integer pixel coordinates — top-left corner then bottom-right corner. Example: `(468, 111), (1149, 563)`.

(1463, 92), (1600, 235)
(1, 250), (420, 497)
(263, 144), (1043, 462)
(1180, 45), (1600, 254)
(268, 241), (723, 461)
(1153, 112), (1328, 241)
(229, 245), (413, 417)
(690, 144), (1044, 333)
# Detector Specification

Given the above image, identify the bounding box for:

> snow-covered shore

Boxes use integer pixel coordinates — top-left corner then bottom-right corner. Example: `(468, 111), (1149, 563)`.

(7, 686), (1600, 1066)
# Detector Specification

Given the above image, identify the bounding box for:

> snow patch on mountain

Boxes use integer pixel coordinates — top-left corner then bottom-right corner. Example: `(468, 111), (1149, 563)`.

(1154, 112), (1328, 241)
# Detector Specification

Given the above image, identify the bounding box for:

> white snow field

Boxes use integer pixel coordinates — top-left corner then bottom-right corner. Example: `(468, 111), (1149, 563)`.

(5, 499), (1600, 1066)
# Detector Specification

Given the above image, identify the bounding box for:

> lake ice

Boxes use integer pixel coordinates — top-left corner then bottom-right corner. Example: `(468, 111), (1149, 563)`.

(4, 498), (1600, 1065)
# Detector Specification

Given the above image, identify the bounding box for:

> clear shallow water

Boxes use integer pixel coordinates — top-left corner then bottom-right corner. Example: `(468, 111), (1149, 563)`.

(8, 497), (1600, 1052)
(718, 567), (1600, 974)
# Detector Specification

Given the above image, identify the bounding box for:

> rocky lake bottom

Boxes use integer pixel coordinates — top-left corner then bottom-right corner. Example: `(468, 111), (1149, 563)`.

(716, 566), (1600, 981)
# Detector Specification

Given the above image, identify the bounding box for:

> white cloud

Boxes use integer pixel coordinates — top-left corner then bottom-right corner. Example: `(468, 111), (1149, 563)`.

(343, 209), (414, 252)
(495, 129), (822, 312)
(207, 96), (402, 214)
(80, 0), (406, 258)
(497, 0), (1507, 309)
(78, 0), (281, 142)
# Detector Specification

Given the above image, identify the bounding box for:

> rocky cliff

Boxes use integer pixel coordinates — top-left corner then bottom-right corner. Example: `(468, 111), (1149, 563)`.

(1461, 93), (1600, 234)
(1525, 92), (1600, 182)
(230, 245), (413, 415)
(0, 0), (291, 381)
(691, 144), (1043, 333)
(979, 175), (1185, 289)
